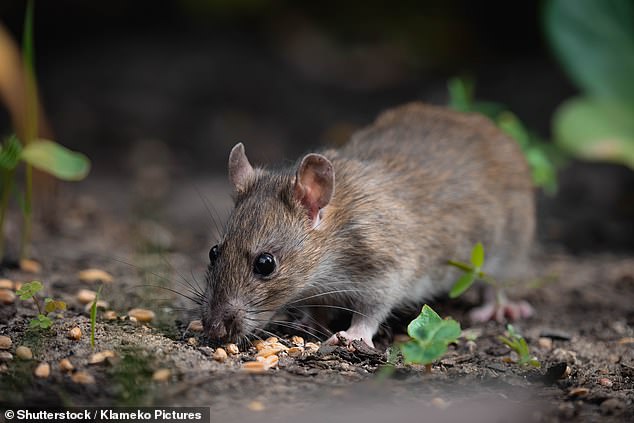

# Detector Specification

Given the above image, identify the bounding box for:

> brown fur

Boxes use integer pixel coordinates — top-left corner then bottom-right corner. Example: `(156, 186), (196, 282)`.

(202, 102), (535, 344)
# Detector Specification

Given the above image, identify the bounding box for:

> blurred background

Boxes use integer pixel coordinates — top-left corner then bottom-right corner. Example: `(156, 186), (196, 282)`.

(0, 0), (633, 253)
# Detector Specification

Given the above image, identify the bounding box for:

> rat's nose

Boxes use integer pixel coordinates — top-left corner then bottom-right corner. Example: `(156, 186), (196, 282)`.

(206, 321), (228, 339)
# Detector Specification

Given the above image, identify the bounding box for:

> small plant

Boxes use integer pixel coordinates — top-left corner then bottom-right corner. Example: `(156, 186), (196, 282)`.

(89, 285), (103, 348)
(16, 280), (66, 329)
(447, 242), (498, 298)
(398, 305), (461, 372)
(498, 324), (540, 367)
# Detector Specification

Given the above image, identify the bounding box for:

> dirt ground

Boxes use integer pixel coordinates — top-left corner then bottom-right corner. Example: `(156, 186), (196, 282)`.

(0, 175), (633, 423)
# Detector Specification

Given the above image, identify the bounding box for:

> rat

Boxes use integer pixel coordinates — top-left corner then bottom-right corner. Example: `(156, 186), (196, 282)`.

(201, 102), (535, 347)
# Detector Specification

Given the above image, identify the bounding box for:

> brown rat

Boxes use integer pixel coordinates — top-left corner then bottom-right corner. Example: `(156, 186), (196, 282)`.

(201, 102), (535, 347)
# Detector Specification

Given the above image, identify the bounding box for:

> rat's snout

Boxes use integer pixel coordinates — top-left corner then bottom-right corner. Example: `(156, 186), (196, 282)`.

(203, 304), (245, 342)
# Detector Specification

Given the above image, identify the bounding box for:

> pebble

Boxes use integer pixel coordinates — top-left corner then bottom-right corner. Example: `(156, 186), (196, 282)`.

(89, 350), (116, 364)
(538, 337), (553, 350)
(68, 327), (82, 340)
(466, 340), (477, 353)
(20, 259), (41, 274)
(290, 336), (304, 347)
(128, 308), (155, 322)
(78, 268), (113, 283)
(0, 289), (16, 304)
(187, 337), (198, 346)
(598, 377), (613, 388)
(0, 335), (12, 349)
(247, 400), (265, 411)
(552, 348), (578, 365)
(16, 346), (32, 360)
(103, 310), (117, 320)
(34, 362), (50, 378)
(71, 371), (95, 384)
(188, 320), (203, 332)
(226, 343), (239, 355)
(212, 348), (227, 362)
(0, 279), (13, 289)
(152, 368), (171, 382)
(59, 358), (74, 372)
(0, 351), (13, 361)
(76, 289), (97, 304)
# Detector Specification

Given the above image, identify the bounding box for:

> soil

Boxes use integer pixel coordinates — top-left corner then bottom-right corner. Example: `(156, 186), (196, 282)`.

(0, 174), (633, 423)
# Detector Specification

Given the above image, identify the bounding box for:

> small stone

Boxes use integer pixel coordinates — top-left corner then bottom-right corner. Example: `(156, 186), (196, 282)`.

(290, 336), (304, 347)
(598, 378), (613, 388)
(89, 350), (116, 364)
(466, 340), (477, 353)
(68, 327), (82, 340)
(0, 289), (16, 304)
(76, 289), (97, 304)
(0, 351), (13, 361)
(247, 400), (265, 411)
(226, 343), (239, 355)
(71, 371), (95, 384)
(538, 337), (553, 350)
(563, 365), (572, 378)
(552, 348), (578, 365)
(600, 398), (625, 415)
(34, 362), (50, 378)
(568, 387), (589, 398)
(128, 308), (155, 322)
(188, 320), (203, 332)
(152, 368), (171, 382)
(59, 358), (74, 372)
(0, 335), (12, 349)
(212, 348), (227, 362)
(187, 337), (198, 346)
(78, 268), (113, 283)
(103, 310), (117, 320)
(0, 279), (13, 289)
(288, 347), (304, 357)
(20, 259), (41, 274)
(15, 346), (32, 360)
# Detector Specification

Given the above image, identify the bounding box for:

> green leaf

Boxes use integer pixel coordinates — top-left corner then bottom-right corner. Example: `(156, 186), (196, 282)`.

(20, 140), (91, 181)
(29, 314), (52, 329)
(401, 340), (448, 365)
(16, 280), (42, 300)
(470, 242), (485, 268)
(553, 97), (634, 169)
(544, 0), (634, 107)
(449, 271), (476, 298)
(0, 135), (23, 170)
(45, 299), (66, 313)
(407, 305), (442, 339)
(90, 285), (103, 348)
(448, 77), (474, 112)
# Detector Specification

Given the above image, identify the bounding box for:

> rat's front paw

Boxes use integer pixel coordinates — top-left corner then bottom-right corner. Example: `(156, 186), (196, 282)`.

(325, 330), (374, 348)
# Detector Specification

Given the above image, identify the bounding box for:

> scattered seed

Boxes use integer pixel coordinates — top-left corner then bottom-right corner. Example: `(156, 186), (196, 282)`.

(304, 342), (319, 353)
(0, 335), (12, 349)
(212, 348), (227, 362)
(152, 368), (171, 382)
(568, 387), (590, 398)
(0, 351), (13, 361)
(431, 397), (449, 409)
(265, 337), (278, 344)
(290, 336), (304, 347)
(466, 340), (477, 353)
(247, 400), (265, 411)
(103, 310), (117, 320)
(20, 259), (41, 274)
(599, 378), (613, 388)
(188, 320), (203, 332)
(187, 337), (198, 346)
(78, 268), (113, 283)
(89, 350), (116, 364)
(15, 346), (32, 360)
(253, 340), (266, 351)
(288, 347), (304, 357)
(263, 355), (279, 369)
(563, 366), (572, 378)
(34, 362), (50, 378)
(76, 289), (97, 304)
(538, 337), (553, 350)
(0, 289), (16, 304)
(71, 371), (95, 384)
(226, 343), (239, 355)
(68, 327), (82, 340)
(256, 348), (280, 358)
(84, 300), (109, 313)
(242, 361), (267, 373)
(617, 337), (634, 345)
(59, 358), (74, 372)
(0, 279), (13, 289)
(128, 308), (155, 322)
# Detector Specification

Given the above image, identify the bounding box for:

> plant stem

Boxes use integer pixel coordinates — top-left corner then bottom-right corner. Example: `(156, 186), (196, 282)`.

(19, 165), (33, 260)
(0, 169), (16, 261)
(424, 363), (432, 373)
(447, 260), (472, 272)
(32, 294), (42, 315)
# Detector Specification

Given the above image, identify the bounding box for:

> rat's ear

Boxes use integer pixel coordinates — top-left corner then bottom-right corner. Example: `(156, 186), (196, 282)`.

(228, 143), (254, 193)
(294, 153), (334, 228)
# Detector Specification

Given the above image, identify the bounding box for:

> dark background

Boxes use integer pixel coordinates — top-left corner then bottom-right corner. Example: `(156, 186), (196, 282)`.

(0, 0), (632, 252)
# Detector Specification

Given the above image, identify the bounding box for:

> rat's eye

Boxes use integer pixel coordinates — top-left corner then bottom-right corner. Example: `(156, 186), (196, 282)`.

(253, 253), (276, 277)
(209, 245), (219, 264)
